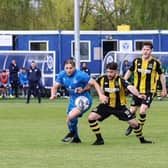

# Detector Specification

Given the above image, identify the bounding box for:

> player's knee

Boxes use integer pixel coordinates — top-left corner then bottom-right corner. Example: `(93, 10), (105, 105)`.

(128, 119), (138, 128)
(130, 107), (137, 113)
(88, 114), (94, 121)
(139, 108), (147, 115)
(140, 104), (148, 112)
(88, 112), (99, 121)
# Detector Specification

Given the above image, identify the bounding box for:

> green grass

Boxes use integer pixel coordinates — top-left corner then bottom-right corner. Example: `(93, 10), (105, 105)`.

(0, 97), (168, 168)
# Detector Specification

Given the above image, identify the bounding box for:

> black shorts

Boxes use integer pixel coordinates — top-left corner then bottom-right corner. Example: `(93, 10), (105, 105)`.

(130, 93), (154, 107)
(91, 104), (135, 122)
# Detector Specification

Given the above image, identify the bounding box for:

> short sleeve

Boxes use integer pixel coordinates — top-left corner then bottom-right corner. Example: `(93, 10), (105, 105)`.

(120, 77), (130, 88)
(79, 71), (90, 84)
(156, 60), (163, 75)
(129, 59), (136, 72)
(56, 71), (64, 85)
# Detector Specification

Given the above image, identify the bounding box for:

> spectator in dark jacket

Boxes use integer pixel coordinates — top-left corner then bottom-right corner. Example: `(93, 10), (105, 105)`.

(9, 59), (20, 98)
(81, 62), (90, 76)
(26, 61), (42, 104)
(122, 60), (130, 77)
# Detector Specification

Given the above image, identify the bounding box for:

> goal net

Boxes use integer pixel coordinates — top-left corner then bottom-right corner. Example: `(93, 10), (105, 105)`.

(102, 51), (168, 77)
(0, 50), (56, 88)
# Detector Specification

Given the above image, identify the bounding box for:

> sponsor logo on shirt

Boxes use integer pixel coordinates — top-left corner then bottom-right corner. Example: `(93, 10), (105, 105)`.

(137, 68), (151, 74)
(104, 87), (120, 93)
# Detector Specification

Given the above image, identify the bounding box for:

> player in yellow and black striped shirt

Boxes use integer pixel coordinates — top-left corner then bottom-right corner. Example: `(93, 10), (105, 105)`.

(88, 62), (153, 145)
(124, 42), (167, 136)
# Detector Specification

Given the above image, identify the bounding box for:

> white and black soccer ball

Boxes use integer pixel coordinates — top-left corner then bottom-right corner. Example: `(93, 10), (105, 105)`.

(75, 96), (90, 111)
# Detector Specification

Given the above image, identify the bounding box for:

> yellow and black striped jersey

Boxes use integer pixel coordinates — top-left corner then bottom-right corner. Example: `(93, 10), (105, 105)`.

(97, 75), (129, 108)
(130, 56), (163, 94)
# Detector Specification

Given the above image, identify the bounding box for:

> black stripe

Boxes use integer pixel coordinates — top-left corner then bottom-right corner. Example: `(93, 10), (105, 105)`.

(103, 76), (110, 105)
(146, 60), (153, 93)
(93, 128), (100, 132)
(136, 59), (142, 91)
(115, 76), (121, 108)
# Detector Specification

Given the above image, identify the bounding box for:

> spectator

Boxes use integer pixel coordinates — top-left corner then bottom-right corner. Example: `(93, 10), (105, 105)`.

(26, 61), (42, 104)
(81, 62), (90, 76)
(19, 67), (28, 98)
(122, 59), (130, 77)
(0, 70), (9, 98)
(9, 59), (20, 98)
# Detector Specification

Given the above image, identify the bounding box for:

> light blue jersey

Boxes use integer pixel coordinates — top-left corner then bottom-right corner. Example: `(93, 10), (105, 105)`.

(56, 69), (92, 114)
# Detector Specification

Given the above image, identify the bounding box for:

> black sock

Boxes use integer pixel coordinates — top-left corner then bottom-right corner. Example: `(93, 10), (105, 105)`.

(88, 119), (103, 141)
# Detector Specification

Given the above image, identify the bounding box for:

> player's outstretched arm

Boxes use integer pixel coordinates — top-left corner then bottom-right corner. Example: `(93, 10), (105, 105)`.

(124, 70), (132, 80)
(50, 82), (60, 100)
(89, 78), (108, 104)
(127, 85), (146, 99)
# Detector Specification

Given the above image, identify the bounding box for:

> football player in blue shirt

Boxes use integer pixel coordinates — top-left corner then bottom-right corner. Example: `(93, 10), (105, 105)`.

(50, 58), (107, 143)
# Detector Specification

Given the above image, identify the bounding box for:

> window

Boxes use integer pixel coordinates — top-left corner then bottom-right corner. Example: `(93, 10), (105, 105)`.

(29, 41), (48, 51)
(71, 41), (91, 62)
(102, 40), (118, 58)
(134, 40), (153, 51)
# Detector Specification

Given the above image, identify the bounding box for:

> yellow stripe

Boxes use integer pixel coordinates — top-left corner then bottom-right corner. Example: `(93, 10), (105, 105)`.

(90, 122), (97, 127)
(100, 77), (104, 90)
(134, 129), (141, 133)
(134, 125), (142, 132)
(150, 61), (157, 93)
(134, 59), (139, 88)
(140, 58), (148, 93)
(109, 80), (116, 107)
(119, 78), (127, 106)
(92, 125), (100, 130)
(94, 130), (101, 134)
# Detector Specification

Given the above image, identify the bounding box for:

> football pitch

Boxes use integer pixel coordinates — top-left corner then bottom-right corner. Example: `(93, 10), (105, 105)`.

(0, 97), (167, 168)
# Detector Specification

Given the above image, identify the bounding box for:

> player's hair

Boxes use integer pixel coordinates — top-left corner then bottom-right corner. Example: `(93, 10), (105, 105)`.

(142, 42), (153, 49)
(64, 58), (76, 67)
(106, 62), (118, 70)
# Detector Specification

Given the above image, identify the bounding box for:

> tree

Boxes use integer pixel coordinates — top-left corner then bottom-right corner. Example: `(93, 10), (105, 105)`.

(130, 0), (168, 29)
(1, 0), (168, 30)
(0, 0), (32, 29)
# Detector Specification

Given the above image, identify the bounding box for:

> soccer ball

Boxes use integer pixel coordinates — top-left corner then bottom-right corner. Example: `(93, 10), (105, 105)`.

(75, 96), (90, 111)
